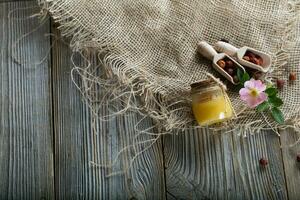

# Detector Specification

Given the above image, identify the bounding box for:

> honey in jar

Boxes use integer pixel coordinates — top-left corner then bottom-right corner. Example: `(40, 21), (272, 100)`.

(191, 79), (233, 126)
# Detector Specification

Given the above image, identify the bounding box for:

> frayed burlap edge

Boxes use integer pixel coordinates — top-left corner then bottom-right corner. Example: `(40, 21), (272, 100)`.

(38, 0), (300, 167)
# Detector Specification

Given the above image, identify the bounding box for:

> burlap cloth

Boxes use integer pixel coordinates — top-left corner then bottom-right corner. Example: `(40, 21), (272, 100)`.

(39, 0), (300, 136)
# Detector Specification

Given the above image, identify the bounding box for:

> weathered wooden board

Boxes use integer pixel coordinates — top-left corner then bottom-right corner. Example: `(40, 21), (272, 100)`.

(1, 0), (300, 199)
(164, 129), (288, 199)
(0, 1), (54, 200)
(51, 26), (166, 199)
(0, 0), (32, 3)
(280, 129), (300, 199)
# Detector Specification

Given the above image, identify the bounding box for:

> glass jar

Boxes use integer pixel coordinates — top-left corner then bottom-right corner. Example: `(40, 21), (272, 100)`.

(191, 79), (233, 126)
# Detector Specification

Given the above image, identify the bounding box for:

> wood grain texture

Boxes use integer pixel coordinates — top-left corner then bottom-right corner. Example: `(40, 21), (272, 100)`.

(164, 129), (288, 200)
(0, 1), (32, 3)
(51, 26), (166, 199)
(280, 128), (300, 199)
(1, 1), (299, 199)
(0, 1), (54, 200)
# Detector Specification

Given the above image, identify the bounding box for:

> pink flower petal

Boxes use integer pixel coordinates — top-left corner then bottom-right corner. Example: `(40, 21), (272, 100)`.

(244, 79), (255, 89)
(253, 80), (266, 92)
(244, 79), (266, 92)
(242, 95), (257, 108)
(242, 92), (267, 108)
(239, 79), (267, 108)
(239, 88), (250, 98)
(256, 92), (268, 104)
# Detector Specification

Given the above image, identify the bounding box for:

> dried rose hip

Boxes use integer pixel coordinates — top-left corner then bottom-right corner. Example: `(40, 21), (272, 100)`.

(258, 57), (263, 66)
(247, 51), (256, 59)
(233, 75), (239, 83)
(259, 158), (268, 167)
(243, 55), (250, 62)
(226, 60), (234, 68)
(243, 51), (263, 66)
(289, 72), (297, 81)
(217, 60), (226, 69)
(276, 79), (285, 89)
(252, 57), (261, 65)
(226, 68), (234, 76)
(297, 154), (300, 162)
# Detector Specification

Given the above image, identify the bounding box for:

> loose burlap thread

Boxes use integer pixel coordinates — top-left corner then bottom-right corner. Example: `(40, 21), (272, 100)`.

(38, 0), (300, 173)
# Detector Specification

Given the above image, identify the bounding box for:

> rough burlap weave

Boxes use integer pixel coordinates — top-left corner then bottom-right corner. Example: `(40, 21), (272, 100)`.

(39, 0), (300, 149)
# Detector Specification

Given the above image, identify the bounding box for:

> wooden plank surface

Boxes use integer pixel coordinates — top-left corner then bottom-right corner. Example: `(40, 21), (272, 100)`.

(280, 129), (300, 199)
(51, 26), (166, 199)
(164, 129), (288, 199)
(0, 0), (32, 3)
(1, 1), (300, 199)
(0, 1), (54, 199)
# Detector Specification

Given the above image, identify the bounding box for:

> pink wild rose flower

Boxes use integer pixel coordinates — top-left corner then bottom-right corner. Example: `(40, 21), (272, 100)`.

(239, 79), (267, 108)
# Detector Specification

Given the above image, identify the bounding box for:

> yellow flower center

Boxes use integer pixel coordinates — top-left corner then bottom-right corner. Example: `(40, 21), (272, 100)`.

(249, 88), (259, 97)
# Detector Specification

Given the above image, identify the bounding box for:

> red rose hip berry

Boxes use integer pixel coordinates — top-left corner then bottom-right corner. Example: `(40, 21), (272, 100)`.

(276, 79), (285, 89)
(243, 56), (250, 62)
(225, 60), (234, 68)
(217, 60), (226, 69)
(289, 72), (297, 81)
(226, 68), (234, 76)
(233, 75), (239, 83)
(259, 158), (268, 167)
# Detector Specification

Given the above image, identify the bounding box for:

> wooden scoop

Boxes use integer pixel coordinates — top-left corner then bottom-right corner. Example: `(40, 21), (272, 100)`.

(197, 41), (245, 85)
(214, 41), (272, 73)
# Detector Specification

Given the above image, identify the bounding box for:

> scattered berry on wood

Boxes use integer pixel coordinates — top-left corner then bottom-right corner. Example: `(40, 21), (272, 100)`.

(259, 158), (268, 167)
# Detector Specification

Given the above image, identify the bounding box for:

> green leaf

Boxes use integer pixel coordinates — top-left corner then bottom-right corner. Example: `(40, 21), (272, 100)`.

(265, 87), (277, 97)
(269, 96), (283, 107)
(242, 72), (250, 82)
(256, 101), (269, 112)
(237, 68), (244, 83)
(271, 107), (285, 124)
(237, 68), (250, 85)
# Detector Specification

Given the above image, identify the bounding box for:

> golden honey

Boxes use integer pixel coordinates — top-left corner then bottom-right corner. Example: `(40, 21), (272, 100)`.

(191, 79), (233, 126)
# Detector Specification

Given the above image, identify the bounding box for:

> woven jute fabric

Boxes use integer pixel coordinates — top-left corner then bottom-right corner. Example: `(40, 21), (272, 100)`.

(39, 0), (300, 136)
